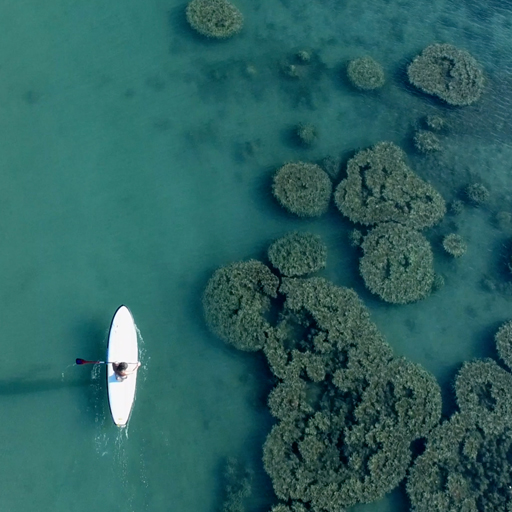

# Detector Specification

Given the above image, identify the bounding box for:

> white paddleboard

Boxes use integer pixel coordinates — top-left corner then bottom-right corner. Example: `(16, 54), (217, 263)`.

(107, 305), (139, 427)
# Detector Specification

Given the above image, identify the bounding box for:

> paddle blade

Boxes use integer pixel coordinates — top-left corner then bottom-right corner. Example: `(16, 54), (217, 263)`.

(76, 358), (99, 365)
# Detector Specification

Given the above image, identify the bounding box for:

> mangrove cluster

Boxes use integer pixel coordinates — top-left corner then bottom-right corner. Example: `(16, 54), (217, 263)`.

(407, 324), (512, 511)
(347, 56), (385, 91)
(268, 232), (327, 277)
(442, 233), (467, 258)
(272, 162), (332, 218)
(407, 43), (484, 106)
(334, 142), (446, 229)
(269, 142), (448, 304)
(359, 222), (434, 304)
(190, 9), (498, 509)
(204, 246), (443, 510)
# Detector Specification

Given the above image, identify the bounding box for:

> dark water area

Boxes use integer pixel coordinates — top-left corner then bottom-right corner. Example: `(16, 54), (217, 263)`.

(0, 0), (511, 510)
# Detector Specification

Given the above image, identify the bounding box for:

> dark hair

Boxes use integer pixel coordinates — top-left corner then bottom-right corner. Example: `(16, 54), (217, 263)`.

(118, 362), (128, 371)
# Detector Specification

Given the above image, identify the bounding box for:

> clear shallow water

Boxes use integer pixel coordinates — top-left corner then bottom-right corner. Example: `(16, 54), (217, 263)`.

(0, 0), (511, 510)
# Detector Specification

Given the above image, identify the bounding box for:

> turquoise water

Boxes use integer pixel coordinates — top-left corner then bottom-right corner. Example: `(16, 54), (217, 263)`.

(0, 0), (511, 510)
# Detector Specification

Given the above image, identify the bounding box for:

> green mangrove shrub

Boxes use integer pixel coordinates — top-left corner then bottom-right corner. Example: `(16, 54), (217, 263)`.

(414, 130), (442, 153)
(262, 278), (441, 511)
(408, 43), (484, 106)
(407, 325), (512, 512)
(360, 222), (435, 304)
(334, 142), (446, 229)
(186, 0), (243, 39)
(496, 320), (512, 371)
(273, 162), (332, 217)
(203, 260), (278, 351)
(442, 233), (467, 258)
(347, 56), (385, 90)
(267, 232), (327, 277)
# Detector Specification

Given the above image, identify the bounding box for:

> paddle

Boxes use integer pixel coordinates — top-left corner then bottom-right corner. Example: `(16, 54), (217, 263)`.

(76, 358), (139, 365)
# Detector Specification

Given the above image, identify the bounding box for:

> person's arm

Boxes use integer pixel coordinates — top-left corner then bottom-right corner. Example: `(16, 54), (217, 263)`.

(125, 362), (141, 375)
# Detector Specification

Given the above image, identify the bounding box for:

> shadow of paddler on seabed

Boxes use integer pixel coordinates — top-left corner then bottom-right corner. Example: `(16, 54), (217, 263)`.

(0, 376), (91, 396)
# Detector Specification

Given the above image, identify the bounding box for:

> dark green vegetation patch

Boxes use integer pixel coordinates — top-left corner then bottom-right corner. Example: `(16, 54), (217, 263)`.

(496, 321), (512, 371)
(204, 262), (442, 510)
(186, 0), (243, 39)
(347, 56), (385, 90)
(203, 260), (278, 351)
(407, 43), (484, 106)
(268, 232), (327, 277)
(334, 142), (446, 229)
(273, 162), (332, 217)
(360, 222), (435, 304)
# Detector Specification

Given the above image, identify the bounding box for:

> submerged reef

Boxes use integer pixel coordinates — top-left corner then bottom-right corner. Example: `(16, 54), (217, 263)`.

(496, 211), (512, 231)
(347, 56), (385, 90)
(267, 232), (327, 277)
(414, 130), (441, 153)
(273, 162), (332, 217)
(349, 228), (364, 247)
(424, 115), (446, 131)
(442, 233), (467, 257)
(279, 50), (325, 89)
(203, 260), (278, 351)
(295, 123), (318, 147)
(449, 199), (465, 216)
(360, 222), (434, 304)
(407, 326), (512, 512)
(407, 43), (484, 106)
(465, 183), (490, 205)
(431, 273), (445, 292)
(334, 142), (446, 229)
(319, 156), (342, 181)
(186, 0), (243, 39)
(220, 457), (253, 512)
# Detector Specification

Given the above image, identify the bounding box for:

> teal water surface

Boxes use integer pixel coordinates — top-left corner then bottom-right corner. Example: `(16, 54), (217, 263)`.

(0, 0), (511, 511)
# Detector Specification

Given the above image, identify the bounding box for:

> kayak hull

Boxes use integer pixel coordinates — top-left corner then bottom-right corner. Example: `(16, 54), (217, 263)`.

(107, 305), (138, 427)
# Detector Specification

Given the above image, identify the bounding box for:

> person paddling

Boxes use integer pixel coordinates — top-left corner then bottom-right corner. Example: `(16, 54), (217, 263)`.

(113, 361), (141, 381)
